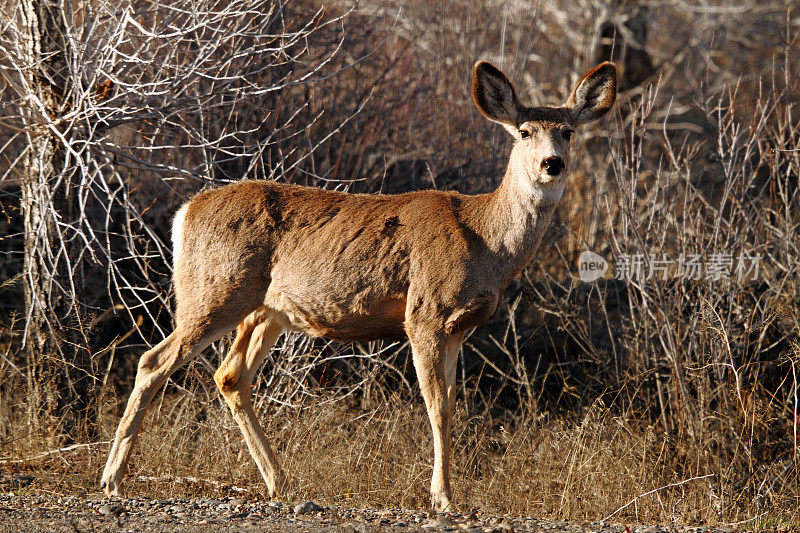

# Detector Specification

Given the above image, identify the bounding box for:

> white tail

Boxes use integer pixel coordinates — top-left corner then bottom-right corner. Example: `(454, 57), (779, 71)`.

(101, 60), (616, 511)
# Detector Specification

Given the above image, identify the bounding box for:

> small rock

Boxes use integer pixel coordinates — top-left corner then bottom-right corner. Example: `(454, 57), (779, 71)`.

(437, 515), (456, 527)
(100, 503), (124, 517)
(294, 501), (322, 514)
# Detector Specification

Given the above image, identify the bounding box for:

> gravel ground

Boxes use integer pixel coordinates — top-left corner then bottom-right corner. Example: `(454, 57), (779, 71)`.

(0, 493), (751, 533)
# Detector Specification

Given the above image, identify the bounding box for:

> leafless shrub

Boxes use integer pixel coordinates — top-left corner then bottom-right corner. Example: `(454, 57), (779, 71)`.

(0, 0), (372, 430)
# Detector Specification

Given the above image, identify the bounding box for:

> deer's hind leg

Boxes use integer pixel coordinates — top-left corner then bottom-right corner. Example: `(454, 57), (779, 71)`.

(102, 324), (228, 496)
(214, 308), (285, 497)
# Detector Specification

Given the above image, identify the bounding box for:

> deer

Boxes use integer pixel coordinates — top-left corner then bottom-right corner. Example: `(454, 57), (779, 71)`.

(101, 59), (616, 511)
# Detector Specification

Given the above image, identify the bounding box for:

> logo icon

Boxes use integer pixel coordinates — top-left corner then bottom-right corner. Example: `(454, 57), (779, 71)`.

(578, 251), (608, 282)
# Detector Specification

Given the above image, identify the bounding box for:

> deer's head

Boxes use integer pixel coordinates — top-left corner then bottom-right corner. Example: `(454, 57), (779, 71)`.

(473, 61), (616, 188)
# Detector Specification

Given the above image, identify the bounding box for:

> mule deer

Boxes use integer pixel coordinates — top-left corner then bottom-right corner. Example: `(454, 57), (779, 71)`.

(101, 60), (616, 511)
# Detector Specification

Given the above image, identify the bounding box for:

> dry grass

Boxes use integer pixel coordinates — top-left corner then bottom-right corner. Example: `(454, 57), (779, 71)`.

(2, 380), (798, 528)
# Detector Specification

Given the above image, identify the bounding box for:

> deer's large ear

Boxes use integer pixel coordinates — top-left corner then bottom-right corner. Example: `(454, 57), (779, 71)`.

(473, 61), (520, 127)
(566, 62), (616, 124)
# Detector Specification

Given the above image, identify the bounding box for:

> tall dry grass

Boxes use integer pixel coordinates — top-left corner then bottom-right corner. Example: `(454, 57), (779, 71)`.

(2, 388), (794, 526)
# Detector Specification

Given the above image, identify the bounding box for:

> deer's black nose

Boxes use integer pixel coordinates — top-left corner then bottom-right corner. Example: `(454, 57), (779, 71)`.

(542, 156), (565, 176)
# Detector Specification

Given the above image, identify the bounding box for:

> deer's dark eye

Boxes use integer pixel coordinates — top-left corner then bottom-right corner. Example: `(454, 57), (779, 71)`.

(519, 129), (531, 139)
(563, 129), (574, 141)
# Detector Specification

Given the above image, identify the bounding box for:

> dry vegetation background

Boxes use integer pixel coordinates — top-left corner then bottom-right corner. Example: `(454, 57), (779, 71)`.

(1, 0), (799, 529)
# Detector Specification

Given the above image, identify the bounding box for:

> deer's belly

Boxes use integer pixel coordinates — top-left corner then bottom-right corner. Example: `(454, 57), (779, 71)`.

(265, 289), (407, 340)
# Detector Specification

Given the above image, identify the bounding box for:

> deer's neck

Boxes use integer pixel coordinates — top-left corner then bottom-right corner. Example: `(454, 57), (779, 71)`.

(464, 165), (564, 278)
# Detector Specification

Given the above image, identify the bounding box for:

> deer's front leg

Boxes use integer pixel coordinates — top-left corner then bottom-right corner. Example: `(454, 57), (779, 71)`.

(409, 329), (464, 511)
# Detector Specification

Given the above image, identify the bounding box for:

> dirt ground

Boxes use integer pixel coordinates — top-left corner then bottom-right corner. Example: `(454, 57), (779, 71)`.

(0, 492), (754, 533)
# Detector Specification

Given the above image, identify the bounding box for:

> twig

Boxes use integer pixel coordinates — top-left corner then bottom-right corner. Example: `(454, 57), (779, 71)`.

(602, 474), (714, 522)
(725, 510), (772, 527)
(136, 475), (249, 493)
(0, 440), (111, 464)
